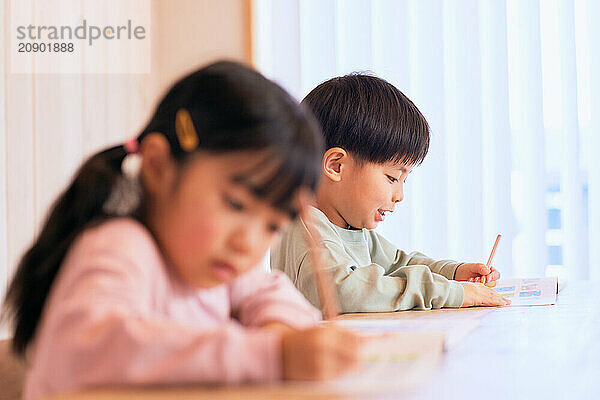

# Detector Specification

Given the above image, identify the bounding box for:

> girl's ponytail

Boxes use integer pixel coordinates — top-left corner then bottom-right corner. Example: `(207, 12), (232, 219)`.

(3, 145), (128, 355)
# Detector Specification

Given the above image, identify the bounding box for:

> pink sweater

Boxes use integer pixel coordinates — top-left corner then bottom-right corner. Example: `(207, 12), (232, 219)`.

(24, 219), (320, 400)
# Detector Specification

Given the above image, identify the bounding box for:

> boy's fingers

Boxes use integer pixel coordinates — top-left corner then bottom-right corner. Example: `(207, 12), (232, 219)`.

(483, 270), (499, 287)
(495, 295), (510, 306)
(482, 287), (506, 306)
(495, 293), (510, 306)
(490, 296), (506, 306)
(488, 270), (501, 281)
(476, 263), (491, 275)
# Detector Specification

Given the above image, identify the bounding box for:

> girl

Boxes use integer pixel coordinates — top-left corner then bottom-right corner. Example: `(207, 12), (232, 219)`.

(2, 61), (362, 400)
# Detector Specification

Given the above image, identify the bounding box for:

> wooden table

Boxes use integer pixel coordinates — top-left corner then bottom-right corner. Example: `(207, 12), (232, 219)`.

(51, 281), (600, 400)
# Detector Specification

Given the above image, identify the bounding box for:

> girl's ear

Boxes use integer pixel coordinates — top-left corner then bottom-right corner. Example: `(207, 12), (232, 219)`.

(140, 133), (177, 197)
(322, 147), (347, 182)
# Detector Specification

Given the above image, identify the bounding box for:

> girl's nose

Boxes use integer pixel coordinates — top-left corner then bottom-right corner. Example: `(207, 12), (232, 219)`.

(228, 222), (261, 255)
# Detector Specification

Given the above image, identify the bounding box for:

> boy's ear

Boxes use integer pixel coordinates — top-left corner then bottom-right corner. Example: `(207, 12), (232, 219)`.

(140, 132), (177, 196)
(322, 147), (347, 182)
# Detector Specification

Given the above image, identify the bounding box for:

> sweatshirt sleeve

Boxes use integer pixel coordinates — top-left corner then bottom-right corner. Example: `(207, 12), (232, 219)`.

(400, 251), (462, 280)
(296, 240), (464, 313)
(229, 266), (321, 328)
(370, 231), (462, 280)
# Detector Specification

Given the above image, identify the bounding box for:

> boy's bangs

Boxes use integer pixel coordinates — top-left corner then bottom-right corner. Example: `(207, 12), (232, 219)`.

(231, 148), (320, 218)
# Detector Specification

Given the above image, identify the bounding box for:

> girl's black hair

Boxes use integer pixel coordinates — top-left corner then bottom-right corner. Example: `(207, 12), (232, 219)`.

(2, 60), (323, 355)
(302, 73), (430, 166)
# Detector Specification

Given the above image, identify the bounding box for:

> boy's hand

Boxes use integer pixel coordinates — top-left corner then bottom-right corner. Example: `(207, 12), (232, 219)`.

(460, 282), (510, 307)
(455, 263), (501, 287)
(281, 326), (363, 380)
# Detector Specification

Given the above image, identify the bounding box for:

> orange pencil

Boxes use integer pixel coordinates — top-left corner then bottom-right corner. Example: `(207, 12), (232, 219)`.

(297, 193), (340, 320)
(485, 234), (502, 274)
(486, 234), (501, 268)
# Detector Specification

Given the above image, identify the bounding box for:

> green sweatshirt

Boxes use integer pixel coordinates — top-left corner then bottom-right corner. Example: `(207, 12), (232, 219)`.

(270, 206), (465, 313)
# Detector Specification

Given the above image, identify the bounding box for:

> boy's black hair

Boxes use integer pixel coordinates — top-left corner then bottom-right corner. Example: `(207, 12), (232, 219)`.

(302, 73), (430, 166)
(2, 61), (323, 356)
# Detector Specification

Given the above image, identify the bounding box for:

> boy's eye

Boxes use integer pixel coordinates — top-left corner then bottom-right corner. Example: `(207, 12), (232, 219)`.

(386, 175), (398, 183)
(225, 196), (245, 211)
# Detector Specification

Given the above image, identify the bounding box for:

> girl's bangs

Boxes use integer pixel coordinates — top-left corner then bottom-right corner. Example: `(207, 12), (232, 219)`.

(231, 147), (320, 218)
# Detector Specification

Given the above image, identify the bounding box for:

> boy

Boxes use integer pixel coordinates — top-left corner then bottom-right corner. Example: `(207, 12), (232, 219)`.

(271, 74), (509, 312)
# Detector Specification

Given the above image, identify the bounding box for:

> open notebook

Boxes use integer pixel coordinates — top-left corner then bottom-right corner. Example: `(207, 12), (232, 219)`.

(493, 276), (559, 306)
(332, 317), (480, 352)
(286, 329), (444, 395)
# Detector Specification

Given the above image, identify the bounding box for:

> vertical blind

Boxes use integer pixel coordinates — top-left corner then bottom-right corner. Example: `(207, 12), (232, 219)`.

(253, 0), (599, 280)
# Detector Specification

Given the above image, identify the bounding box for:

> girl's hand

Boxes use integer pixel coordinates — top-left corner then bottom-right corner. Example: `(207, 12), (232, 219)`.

(455, 263), (501, 287)
(281, 326), (363, 380)
(460, 281), (511, 307)
(261, 321), (296, 335)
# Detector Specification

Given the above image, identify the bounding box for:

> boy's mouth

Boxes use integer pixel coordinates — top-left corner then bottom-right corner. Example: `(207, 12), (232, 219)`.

(376, 208), (394, 222)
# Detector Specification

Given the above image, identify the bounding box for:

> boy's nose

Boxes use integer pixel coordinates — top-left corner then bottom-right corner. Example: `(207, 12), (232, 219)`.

(392, 187), (404, 203)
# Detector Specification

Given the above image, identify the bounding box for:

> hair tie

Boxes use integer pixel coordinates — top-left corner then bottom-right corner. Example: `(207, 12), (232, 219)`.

(102, 138), (142, 216)
(124, 137), (139, 154)
(121, 138), (142, 180)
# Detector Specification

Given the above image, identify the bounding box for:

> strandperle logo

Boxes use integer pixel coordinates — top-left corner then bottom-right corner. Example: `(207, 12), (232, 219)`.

(10, 0), (151, 74)
(16, 19), (147, 46)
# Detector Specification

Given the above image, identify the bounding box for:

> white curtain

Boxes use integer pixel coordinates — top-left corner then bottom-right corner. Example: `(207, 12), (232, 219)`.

(253, 0), (599, 280)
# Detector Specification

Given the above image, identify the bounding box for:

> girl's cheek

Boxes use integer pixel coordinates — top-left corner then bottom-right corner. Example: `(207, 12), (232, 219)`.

(187, 214), (221, 244)
(191, 192), (228, 232)
(169, 205), (222, 254)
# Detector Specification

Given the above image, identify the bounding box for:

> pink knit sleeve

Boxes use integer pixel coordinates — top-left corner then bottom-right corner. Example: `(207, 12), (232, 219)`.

(40, 306), (283, 386)
(26, 221), (284, 399)
(228, 267), (322, 329)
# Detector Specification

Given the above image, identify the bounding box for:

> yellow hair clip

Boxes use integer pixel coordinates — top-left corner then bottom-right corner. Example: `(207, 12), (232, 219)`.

(175, 108), (199, 152)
